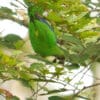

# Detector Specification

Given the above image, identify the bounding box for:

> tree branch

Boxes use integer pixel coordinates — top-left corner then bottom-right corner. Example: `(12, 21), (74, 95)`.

(76, 83), (100, 95)
(0, 12), (28, 27)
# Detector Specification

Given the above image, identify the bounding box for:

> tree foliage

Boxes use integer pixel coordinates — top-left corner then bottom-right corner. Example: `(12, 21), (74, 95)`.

(0, 0), (100, 100)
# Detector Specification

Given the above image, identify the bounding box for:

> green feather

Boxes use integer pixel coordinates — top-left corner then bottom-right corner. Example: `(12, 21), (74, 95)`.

(25, 1), (64, 56)
(29, 20), (64, 56)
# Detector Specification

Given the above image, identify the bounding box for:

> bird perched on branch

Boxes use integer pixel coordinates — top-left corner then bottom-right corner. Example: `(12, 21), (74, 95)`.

(24, 1), (64, 57)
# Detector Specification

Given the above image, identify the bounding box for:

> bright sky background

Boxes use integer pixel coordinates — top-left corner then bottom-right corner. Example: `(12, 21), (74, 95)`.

(0, 0), (27, 38)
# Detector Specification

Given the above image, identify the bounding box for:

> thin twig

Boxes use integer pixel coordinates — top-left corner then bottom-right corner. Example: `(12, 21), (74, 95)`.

(35, 82), (39, 100)
(33, 82), (48, 96)
(15, 0), (27, 8)
(76, 95), (91, 100)
(32, 75), (55, 97)
(69, 67), (86, 83)
(78, 66), (91, 82)
(76, 83), (100, 95)
(0, 14), (28, 27)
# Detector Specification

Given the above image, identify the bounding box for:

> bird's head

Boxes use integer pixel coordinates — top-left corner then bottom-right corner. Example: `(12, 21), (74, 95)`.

(24, 0), (43, 20)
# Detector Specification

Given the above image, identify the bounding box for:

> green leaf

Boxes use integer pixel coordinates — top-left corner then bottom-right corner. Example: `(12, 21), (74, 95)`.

(49, 95), (76, 100)
(97, 17), (100, 24)
(47, 11), (64, 22)
(69, 54), (88, 65)
(0, 7), (14, 15)
(20, 71), (33, 80)
(66, 12), (88, 23)
(49, 96), (64, 100)
(70, 45), (84, 53)
(69, 54), (80, 64)
(14, 40), (24, 49)
(80, 31), (99, 38)
(63, 94), (76, 100)
(30, 62), (51, 76)
(11, 96), (20, 100)
(64, 77), (72, 83)
(63, 35), (83, 46)
(67, 13), (91, 33)
(76, 19), (98, 33)
(41, 88), (66, 95)
(28, 55), (52, 64)
(30, 62), (45, 71)
(65, 63), (80, 70)
(26, 98), (33, 100)
(2, 34), (24, 49)
(55, 67), (64, 73)
(79, 53), (89, 64)
(85, 43), (100, 58)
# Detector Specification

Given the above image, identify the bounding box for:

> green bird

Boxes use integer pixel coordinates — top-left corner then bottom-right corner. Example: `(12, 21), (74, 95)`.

(25, 1), (64, 57)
